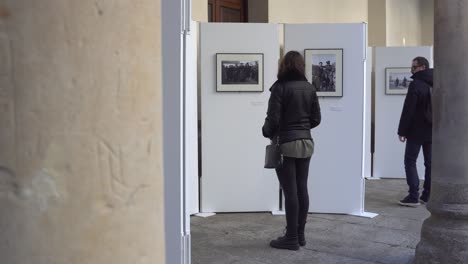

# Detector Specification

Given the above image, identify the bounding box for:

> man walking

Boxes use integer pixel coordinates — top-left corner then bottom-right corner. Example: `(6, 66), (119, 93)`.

(398, 56), (433, 207)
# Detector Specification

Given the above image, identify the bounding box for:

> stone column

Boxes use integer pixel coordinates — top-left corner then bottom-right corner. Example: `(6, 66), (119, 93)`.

(368, 0), (386, 46)
(0, 1), (165, 263)
(415, 1), (468, 263)
(386, 0), (424, 46)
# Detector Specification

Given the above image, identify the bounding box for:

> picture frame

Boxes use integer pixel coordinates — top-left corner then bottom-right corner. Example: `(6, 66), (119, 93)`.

(304, 49), (343, 97)
(216, 53), (264, 92)
(385, 67), (412, 95)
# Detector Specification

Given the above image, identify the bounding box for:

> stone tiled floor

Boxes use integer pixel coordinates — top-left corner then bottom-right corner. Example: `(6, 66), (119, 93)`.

(191, 179), (429, 264)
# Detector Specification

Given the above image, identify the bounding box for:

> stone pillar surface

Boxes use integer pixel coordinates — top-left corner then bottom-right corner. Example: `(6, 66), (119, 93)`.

(415, 1), (468, 263)
(0, 1), (165, 263)
(386, 0), (423, 46)
(368, 0), (387, 46)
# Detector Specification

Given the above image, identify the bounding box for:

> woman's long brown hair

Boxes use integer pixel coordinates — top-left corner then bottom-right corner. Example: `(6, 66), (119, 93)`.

(277, 51), (306, 81)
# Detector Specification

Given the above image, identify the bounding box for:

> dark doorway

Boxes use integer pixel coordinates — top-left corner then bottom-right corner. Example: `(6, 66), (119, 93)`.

(208, 0), (248, 22)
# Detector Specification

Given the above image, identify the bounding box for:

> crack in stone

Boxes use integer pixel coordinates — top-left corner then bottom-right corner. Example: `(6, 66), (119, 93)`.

(94, 1), (104, 16)
(0, 166), (18, 195)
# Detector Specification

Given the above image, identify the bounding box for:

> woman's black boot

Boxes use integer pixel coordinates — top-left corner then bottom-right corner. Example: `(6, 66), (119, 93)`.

(270, 234), (300, 250)
(270, 227), (300, 250)
(298, 223), (306, 246)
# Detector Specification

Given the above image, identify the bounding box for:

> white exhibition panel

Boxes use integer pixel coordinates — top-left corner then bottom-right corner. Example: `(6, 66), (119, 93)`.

(374, 47), (433, 179)
(284, 23), (368, 215)
(186, 22), (199, 215)
(365, 47), (372, 179)
(200, 23), (280, 212)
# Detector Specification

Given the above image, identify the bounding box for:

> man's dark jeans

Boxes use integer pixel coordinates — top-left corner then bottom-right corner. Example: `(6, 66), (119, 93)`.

(404, 140), (432, 200)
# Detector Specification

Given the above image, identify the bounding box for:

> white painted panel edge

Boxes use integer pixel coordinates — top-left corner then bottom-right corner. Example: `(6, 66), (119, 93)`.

(365, 47), (373, 179)
(186, 21), (199, 215)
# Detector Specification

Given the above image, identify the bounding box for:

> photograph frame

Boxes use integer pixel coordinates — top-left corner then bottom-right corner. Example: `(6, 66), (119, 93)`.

(385, 67), (412, 95)
(216, 53), (264, 92)
(304, 48), (344, 97)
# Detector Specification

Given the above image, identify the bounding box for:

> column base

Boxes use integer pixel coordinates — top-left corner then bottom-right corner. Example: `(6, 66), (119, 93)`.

(416, 217), (468, 264)
(415, 181), (468, 263)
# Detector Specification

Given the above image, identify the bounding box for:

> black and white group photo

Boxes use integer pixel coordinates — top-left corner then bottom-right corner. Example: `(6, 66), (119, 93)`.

(311, 54), (337, 92)
(216, 53), (264, 92)
(221, 60), (259, 85)
(304, 49), (343, 97)
(389, 72), (412, 89)
(385, 67), (413, 95)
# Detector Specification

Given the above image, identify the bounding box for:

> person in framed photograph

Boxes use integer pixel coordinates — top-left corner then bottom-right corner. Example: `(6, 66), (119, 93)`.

(398, 56), (433, 207)
(324, 60), (334, 91)
(262, 51), (321, 250)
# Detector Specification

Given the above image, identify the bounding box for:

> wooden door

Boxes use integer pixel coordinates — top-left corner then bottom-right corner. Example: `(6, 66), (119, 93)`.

(208, 0), (247, 22)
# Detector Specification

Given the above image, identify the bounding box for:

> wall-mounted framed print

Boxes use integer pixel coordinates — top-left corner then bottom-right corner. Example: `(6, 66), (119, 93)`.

(216, 53), (264, 92)
(304, 49), (343, 97)
(385, 67), (412, 95)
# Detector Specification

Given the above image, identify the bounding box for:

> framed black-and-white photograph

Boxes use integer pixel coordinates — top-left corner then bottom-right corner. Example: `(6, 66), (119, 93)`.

(304, 49), (343, 97)
(216, 53), (264, 92)
(385, 67), (412, 95)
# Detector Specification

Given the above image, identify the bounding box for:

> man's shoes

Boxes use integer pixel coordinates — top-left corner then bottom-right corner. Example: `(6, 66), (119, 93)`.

(298, 233), (306, 247)
(420, 194), (430, 204)
(270, 235), (300, 250)
(398, 196), (420, 207)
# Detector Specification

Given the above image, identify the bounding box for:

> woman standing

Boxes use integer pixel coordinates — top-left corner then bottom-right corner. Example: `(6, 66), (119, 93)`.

(262, 51), (321, 250)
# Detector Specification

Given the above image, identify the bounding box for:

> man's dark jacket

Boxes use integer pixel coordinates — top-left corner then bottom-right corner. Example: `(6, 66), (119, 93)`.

(398, 69), (433, 143)
(262, 76), (321, 144)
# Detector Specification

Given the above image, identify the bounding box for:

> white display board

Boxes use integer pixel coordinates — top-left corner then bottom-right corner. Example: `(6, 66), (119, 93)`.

(200, 23), (280, 212)
(186, 22), (199, 215)
(284, 23), (368, 215)
(374, 47), (433, 179)
(365, 47), (372, 179)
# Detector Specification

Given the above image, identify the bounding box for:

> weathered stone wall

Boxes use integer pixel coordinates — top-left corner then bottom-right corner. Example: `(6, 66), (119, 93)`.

(268, 0), (368, 23)
(192, 0), (208, 22)
(0, 1), (165, 263)
(385, 0), (434, 46)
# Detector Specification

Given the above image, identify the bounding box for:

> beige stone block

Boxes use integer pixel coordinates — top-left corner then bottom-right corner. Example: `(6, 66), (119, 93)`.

(7, 134), (163, 263)
(0, 76), (13, 98)
(0, 99), (15, 170)
(193, 0), (208, 22)
(0, 5), (9, 32)
(269, 0), (368, 23)
(0, 0), (165, 263)
(0, 34), (10, 76)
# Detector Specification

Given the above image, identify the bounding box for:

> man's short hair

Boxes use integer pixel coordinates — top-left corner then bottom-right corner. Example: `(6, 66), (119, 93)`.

(413, 57), (430, 69)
